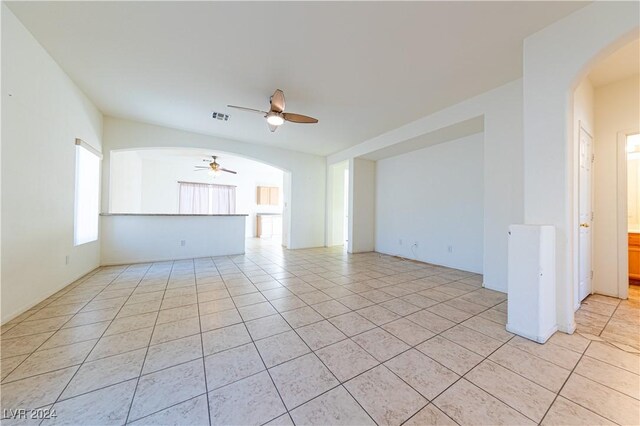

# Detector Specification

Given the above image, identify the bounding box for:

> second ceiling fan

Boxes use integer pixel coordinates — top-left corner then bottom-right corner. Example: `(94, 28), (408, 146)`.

(228, 89), (318, 132)
(194, 155), (237, 175)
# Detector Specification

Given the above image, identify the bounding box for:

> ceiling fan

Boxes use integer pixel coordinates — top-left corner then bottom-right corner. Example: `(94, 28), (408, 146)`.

(194, 156), (237, 175)
(228, 89), (318, 132)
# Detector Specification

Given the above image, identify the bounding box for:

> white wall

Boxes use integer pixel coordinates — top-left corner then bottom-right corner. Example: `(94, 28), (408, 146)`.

(522, 1), (638, 332)
(1, 5), (103, 323)
(109, 150), (142, 213)
(101, 215), (246, 264)
(349, 158), (376, 253)
(376, 133), (484, 273)
(593, 75), (640, 297)
(101, 117), (325, 249)
(573, 79), (595, 140)
(329, 80), (523, 291)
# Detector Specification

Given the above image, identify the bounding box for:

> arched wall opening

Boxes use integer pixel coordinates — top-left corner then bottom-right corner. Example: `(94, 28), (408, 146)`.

(100, 117), (326, 251)
(521, 1), (639, 333)
(571, 38), (639, 310)
(108, 147), (290, 246)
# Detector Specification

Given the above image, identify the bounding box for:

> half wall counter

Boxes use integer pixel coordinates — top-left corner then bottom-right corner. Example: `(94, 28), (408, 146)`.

(100, 213), (248, 265)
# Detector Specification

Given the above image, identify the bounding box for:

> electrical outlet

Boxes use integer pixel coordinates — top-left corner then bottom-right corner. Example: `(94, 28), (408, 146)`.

(65, 255), (69, 265)
(447, 245), (453, 253)
(180, 240), (186, 247)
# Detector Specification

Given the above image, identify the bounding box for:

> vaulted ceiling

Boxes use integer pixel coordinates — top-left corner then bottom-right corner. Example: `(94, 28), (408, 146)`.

(7, 1), (588, 155)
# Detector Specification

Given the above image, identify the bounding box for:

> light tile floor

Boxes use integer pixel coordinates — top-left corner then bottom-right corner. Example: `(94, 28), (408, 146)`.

(1, 239), (638, 425)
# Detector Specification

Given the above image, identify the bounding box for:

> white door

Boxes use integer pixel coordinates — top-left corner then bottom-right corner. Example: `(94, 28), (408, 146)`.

(579, 126), (594, 302)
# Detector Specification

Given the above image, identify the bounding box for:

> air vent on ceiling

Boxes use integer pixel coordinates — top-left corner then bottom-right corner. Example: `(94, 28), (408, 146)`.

(212, 112), (230, 121)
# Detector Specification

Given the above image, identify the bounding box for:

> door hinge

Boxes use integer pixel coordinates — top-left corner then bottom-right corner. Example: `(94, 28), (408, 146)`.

(591, 270), (594, 280)
(591, 154), (595, 163)
(591, 211), (594, 221)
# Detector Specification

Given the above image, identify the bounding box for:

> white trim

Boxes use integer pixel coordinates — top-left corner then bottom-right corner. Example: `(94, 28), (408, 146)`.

(574, 121), (594, 310)
(75, 138), (103, 159)
(557, 320), (577, 335)
(506, 324), (558, 344)
(617, 129), (640, 300)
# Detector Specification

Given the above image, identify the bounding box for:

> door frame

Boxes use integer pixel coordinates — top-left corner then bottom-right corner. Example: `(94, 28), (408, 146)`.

(576, 122), (594, 307)
(617, 129), (640, 300)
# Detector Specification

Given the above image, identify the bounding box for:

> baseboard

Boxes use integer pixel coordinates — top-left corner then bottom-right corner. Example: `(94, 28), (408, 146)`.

(557, 320), (577, 334)
(506, 323), (558, 344)
(1, 267), (100, 325)
(99, 252), (246, 266)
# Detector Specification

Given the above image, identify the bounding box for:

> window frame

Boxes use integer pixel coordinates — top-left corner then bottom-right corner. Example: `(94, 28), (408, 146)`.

(74, 138), (102, 246)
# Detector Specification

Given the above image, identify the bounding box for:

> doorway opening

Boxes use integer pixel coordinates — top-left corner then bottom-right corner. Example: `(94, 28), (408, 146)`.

(578, 124), (594, 303)
(327, 161), (349, 247)
(109, 147), (290, 247)
(626, 134), (640, 293)
(574, 38), (639, 308)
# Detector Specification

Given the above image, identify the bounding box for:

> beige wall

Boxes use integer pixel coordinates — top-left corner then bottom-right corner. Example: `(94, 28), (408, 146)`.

(593, 74), (640, 297)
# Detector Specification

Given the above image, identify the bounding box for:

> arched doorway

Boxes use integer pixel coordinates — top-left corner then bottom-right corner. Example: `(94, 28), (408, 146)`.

(520, 1), (638, 334)
(108, 147), (291, 249)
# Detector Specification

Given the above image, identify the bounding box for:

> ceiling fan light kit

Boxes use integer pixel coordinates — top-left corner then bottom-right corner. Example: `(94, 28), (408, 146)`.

(228, 89), (318, 133)
(266, 112), (285, 126)
(194, 156), (237, 175)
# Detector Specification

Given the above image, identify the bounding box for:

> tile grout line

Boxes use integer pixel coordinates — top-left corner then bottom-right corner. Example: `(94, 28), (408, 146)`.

(193, 257), (213, 426)
(263, 299), (486, 423)
(0, 269), (129, 381)
(217, 256), (293, 425)
(249, 272), (375, 425)
(4, 245), (634, 426)
(0, 265), (129, 378)
(237, 256), (377, 426)
(246, 256), (502, 425)
(427, 334), (518, 425)
(35, 263), (154, 425)
(538, 340), (594, 425)
(123, 261), (176, 424)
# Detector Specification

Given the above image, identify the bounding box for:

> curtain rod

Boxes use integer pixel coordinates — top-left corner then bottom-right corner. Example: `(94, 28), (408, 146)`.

(178, 181), (237, 188)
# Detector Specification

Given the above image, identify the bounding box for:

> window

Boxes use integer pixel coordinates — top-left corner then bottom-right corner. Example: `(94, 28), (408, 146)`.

(179, 182), (236, 214)
(74, 139), (101, 245)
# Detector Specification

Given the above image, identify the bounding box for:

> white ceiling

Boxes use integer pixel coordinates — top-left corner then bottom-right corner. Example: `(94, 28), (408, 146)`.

(7, 1), (588, 156)
(588, 39), (640, 87)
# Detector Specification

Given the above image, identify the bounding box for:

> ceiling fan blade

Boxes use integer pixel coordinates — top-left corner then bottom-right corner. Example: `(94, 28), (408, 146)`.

(194, 169), (208, 172)
(227, 105), (267, 115)
(283, 112), (318, 124)
(268, 123), (278, 133)
(195, 166), (210, 168)
(270, 89), (285, 113)
(220, 168), (237, 174)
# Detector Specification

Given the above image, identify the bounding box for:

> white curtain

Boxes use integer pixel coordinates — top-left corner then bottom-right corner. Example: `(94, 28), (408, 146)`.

(211, 185), (236, 214)
(179, 182), (235, 214)
(179, 183), (210, 214)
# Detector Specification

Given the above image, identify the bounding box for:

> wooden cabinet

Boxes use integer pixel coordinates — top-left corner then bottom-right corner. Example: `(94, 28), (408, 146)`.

(257, 186), (279, 206)
(629, 233), (640, 282)
(257, 214), (282, 238)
